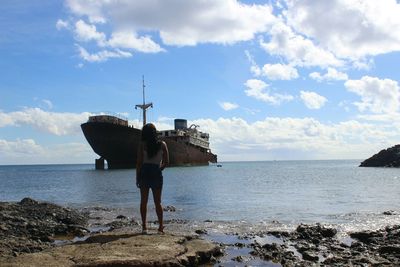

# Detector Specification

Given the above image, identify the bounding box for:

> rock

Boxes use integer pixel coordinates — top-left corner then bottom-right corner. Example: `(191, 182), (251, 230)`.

(360, 144), (400, 167)
(379, 245), (400, 254)
(0, 233), (221, 267)
(232, 255), (244, 262)
(350, 231), (383, 244)
(321, 227), (337, 238)
(116, 214), (127, 219)
(295, 224), (337, 240)
(195, 229), (207, 235)
(19, 198), (39, 205)
(163, 205), (176, 212)
(383, 210), (397, 215)
(301, 251), (319, 262)
(234, 242), (246, 248)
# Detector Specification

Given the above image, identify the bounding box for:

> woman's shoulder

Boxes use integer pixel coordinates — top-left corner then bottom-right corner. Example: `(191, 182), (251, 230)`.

(160, 140), (167, 147)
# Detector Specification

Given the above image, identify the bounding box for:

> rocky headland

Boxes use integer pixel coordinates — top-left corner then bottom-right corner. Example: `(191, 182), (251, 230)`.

(360, 144), (400, 167)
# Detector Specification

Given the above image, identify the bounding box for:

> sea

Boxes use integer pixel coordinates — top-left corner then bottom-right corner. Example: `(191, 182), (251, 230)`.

(1, 160), (400, 236)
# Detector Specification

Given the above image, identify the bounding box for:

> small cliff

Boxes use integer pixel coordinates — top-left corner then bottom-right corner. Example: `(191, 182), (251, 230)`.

(360, 144), (400, 167)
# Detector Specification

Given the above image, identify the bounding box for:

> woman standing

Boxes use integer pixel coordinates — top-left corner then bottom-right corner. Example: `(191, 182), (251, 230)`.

(136, 123), (169, 233)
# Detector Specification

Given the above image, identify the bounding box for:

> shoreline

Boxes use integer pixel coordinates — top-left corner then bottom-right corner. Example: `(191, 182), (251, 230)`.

(1, 198), (400, 266)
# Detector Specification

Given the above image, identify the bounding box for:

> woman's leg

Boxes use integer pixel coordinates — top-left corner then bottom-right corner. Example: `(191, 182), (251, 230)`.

(152, 187), (164, 232)
(140, 187), (150, 231)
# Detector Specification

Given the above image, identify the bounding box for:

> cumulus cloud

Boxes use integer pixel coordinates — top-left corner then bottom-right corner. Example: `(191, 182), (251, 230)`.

(0, 139), (93, 165)
(345, 76), (400, 114)
(64, 0), (276, 46)
(77, 45), (132, 62)
(59, 0), (400, 67)
(74, 20), (106, 46)
(219, 102), (239, 111)
(70, 20), (163, 61)
(0, 108), (91, 135)
(309, 68), (348, 82)
(191, 117), (399, 161)
(56, 19), (70, 30)
(0, 139), (44, 155)
(300, 91), (327, 110)
(108, 31), (164, 53)
(244, 79), (293, 105)
(261, 63), (298, 80)
(260, 22), (343, 68)
(285, 0), (400, 59)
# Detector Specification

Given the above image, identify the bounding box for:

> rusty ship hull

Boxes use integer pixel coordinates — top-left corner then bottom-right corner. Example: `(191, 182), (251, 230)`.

(163, 138), (217, 167)
(81, 121), (141, 169)
(81, 121), (217, 169)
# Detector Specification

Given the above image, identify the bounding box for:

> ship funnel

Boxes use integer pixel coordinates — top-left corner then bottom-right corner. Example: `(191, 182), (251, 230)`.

(174, 119), (187, 130)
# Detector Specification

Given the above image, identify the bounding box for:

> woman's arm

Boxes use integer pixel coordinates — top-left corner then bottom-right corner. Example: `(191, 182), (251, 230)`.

(160, 141), (169, 171)
(136, 142), (144, 187)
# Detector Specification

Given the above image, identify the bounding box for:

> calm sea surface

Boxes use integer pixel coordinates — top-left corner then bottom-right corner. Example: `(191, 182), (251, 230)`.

(1, 160), (400, 233)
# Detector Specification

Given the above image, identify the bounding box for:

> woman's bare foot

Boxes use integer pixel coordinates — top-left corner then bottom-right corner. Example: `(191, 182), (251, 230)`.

(158, 226), (165, 234)
(142, 226), (148, 234)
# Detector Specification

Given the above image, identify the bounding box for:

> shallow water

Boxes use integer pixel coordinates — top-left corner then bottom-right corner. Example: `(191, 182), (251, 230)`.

(1, 160), (400, 233)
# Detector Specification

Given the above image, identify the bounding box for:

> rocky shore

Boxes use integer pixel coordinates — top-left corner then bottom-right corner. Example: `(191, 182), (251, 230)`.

(238, 223), (400, 266)
(2, 198), (400, 266)
(0, 197), (88, 257)
(0, 198), (221, 266)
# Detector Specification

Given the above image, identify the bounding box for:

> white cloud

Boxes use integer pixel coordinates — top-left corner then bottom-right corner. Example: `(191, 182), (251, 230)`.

(357, 112), (400, 123)
(260, 22), (343, 68)
(309, 68), (348, 82)
(285, 0), (400, 59)
(244, 79), (293, 105)
(74, 20), (106, 46)
(261, 63), (298, 80)
(219, 102), (239, 111)
(56, 19), (70, 30)
(0, 108), (91, 136)
(108, 31), (164, 53)
(300, 91), (327, 110)
(42, 99), (53, 109)
(0, 139), (94, 165)
(77, 45), (132, 62)
(345, 76), (400, 113)
(245, 50), (261, 76)
(0, 139), (44, 155)
(63, 0), (276, 46)
(65, 0), (106, 24)
(192, 117), (399, 161)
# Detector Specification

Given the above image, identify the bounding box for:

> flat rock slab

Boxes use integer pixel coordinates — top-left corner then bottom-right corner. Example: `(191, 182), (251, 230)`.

(0, 232), (221, 267)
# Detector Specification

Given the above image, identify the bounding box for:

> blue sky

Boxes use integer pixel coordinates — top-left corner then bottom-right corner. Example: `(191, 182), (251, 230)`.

(2, 0), (400, 164)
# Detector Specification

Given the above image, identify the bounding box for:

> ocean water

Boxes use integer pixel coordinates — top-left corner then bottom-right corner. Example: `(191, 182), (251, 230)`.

(1, 160), (400, 233)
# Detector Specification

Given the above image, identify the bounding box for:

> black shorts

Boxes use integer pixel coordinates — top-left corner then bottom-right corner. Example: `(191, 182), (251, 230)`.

(139, 163), (163, 189)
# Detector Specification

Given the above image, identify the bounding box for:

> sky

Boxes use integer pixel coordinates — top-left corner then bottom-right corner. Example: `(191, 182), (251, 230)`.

(2, 0), (400, 164)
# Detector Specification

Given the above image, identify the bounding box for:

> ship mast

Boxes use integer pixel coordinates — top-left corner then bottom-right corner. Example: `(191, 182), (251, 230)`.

(135, 76), (153, 127)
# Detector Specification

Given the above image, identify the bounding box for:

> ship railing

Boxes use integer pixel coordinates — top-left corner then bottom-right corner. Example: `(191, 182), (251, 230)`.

(90, 111), (129, 121)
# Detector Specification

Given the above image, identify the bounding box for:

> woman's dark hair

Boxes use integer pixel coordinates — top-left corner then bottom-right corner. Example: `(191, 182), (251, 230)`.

(141, 123), (161, 158)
